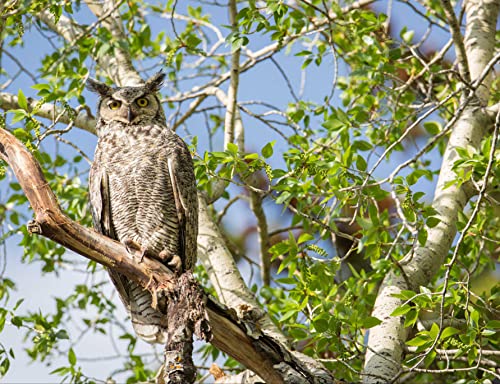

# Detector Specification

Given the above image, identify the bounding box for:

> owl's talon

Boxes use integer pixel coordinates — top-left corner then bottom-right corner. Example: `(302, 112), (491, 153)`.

(123, 238), (141, 253)
(157, 250), (183, 274)
(123, 238), (149, 263)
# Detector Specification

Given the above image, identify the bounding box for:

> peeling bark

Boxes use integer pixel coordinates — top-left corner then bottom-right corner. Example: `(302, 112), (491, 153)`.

(157, 273), (210, 384)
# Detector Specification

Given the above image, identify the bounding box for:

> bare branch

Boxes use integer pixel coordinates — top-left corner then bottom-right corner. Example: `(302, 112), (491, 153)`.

(249, 190), (271, 286)
(439, 0), (470, 83)
(223, 0), (242, 151)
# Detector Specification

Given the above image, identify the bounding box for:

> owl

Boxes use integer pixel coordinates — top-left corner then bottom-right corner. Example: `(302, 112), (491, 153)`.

(87, 72), (198, 344)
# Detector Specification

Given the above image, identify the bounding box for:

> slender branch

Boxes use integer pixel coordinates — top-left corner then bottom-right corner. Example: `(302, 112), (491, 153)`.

(223, 0), (242, 150)
(249, 190), (270, 286)
(440, 0), (470, 83)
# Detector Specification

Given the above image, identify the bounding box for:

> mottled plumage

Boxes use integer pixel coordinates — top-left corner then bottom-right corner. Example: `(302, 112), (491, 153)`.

(87, 73), (198, 344)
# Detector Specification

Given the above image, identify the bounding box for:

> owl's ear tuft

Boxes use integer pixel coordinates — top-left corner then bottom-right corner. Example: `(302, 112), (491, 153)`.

(145, 71), (166, 93)
(86, 78), (113, 96)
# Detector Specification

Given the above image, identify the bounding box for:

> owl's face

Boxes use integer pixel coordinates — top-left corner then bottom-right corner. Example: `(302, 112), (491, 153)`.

(87, 72), (166, 127)
(97, 88), (160, 125)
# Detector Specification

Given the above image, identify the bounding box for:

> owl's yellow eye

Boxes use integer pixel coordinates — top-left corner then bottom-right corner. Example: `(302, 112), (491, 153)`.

(108, 100), (121, 110)
(136, 97), (149, 107)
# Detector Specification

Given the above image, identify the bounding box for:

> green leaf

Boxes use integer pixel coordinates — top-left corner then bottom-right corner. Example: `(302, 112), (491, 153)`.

(10, 316), (22, 327)
(50, 366), (71, 375)
(404, 309), (418, 328)
(406, 334), (430, 347)
(261, 141), (275, 158)
(356, 155), (367, 171)
(418, 228), (428, 246)
(11, 110), (27, 124)
(362, 316), (382, 329)
(429, 322), (439, 339)
(31, 83), (51, 91)
(486, 320), (500, 329)
(226, 142), (238, 154)
(17, 89), (28, 111)
(13, 298), (24, 311)
(313, 318), (329, 333)
(423, 121), (441, 135)
(56, 329), (69, 339)
(424, 349), (436, 368)
(481, 329), (495, 336)
(281, 309), (298, 322)
(68, 347), (76, 366)
(391, 304), (412, 317)
(426, 216), (440, 228)
(401, 29), (414, 43)
(440, 327), (460, 340)
(244, 153), (259, 160)
(298, 233), (313, 244)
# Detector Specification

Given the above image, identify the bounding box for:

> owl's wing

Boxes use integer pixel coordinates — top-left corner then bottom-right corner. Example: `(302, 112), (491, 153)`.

(89, 164), (131, 307)
(168, 157), (187, 261)
(166, 136), (198, 271)
(89, 164), (114, 238)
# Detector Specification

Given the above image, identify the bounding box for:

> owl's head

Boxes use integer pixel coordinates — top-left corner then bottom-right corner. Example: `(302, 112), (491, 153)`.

(86, 72), (166, 127)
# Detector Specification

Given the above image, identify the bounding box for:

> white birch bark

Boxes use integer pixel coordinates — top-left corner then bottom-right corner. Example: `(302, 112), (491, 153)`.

(363, 0), (499, 382)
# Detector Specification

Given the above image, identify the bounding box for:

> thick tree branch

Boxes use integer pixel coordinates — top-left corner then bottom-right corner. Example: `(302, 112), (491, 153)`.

(463, 0), (499, 103)
(363, 0), (499, 382)
(0, 91), (96, 134)
(37, 8), (142, 86)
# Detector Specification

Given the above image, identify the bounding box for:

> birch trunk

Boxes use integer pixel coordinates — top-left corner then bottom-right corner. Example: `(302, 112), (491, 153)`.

(363, 0), (499, 382)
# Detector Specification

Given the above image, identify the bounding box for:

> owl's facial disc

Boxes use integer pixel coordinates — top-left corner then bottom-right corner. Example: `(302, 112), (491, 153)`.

(99, 87), (159, 126)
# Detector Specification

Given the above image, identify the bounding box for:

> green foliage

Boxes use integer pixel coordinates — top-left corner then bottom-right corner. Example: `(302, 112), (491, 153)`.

(0, 0), (498, 382)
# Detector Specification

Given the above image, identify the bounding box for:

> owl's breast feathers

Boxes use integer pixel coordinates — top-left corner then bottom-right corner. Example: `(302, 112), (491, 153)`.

(89, 122), (198, 270)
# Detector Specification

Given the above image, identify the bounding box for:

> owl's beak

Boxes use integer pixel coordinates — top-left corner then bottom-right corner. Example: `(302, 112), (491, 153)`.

(127, 107), (136, 124)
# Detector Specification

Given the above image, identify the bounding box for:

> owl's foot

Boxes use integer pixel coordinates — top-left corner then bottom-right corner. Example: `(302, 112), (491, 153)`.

(123, 238), (150, 263)
(157, 250), (183, 275)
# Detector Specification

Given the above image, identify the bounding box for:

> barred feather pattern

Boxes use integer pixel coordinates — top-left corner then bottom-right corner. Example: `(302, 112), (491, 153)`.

(89, 94), (198, 344)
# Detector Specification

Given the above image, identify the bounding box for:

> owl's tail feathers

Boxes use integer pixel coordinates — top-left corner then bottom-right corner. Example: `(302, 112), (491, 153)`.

(129, 281), (168, 344)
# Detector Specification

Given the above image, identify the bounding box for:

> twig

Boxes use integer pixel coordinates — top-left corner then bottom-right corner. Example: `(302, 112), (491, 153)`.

(439, 0), (470, 84)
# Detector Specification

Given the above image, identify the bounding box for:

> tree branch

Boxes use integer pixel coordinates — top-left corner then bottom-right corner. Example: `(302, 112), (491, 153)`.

(0, 91), (96, 134)
(439, 0), (470, 83)
(223, 0), (242, 150)
(249, 190), (271, 286)
(37, 7), (142, 86)
(463, 0), (500, 103)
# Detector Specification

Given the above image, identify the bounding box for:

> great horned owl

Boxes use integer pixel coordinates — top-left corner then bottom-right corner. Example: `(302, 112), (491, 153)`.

(87, 72), (198, 344)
